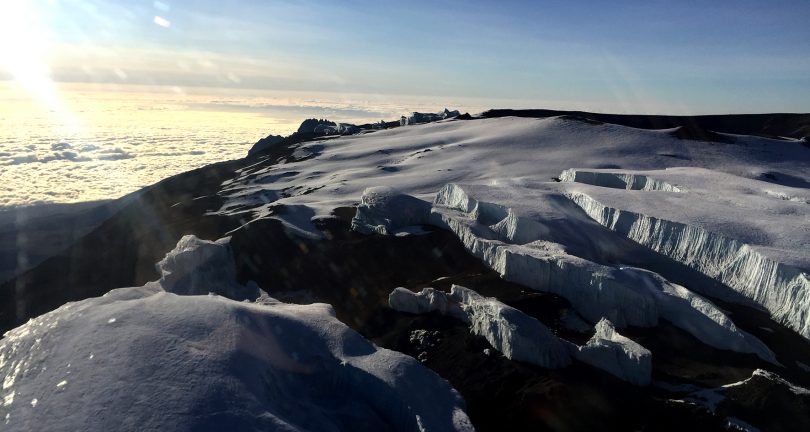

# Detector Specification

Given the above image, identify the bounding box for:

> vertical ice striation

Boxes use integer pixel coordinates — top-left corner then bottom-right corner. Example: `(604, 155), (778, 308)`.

(567, 191), (810, 340)
(559, 169), (682, 192)
(359, 184), (775, 361)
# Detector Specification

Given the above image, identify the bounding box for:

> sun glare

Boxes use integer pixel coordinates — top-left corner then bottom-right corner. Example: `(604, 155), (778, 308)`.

(0, 0), (77, 132)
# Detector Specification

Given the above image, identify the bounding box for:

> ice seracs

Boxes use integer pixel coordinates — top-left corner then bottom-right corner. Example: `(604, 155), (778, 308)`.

(0, 236), (473, 432)
(351, 186), (431, 235)
(574, 319), (652, 386)
(151, 234), (263, 301)
(359, 183), (776, 363)
(562, 167), (810, 340)
(399, 109), (460, 126)
(390, 285), (658, 384)
(390, 285), (572, 368)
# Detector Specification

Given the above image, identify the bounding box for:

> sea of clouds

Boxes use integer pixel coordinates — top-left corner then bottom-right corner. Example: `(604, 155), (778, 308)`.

(1, 84), (481, 208)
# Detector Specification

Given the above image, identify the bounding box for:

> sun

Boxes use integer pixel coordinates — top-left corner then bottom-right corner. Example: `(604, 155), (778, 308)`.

(0, 0), (61, 112)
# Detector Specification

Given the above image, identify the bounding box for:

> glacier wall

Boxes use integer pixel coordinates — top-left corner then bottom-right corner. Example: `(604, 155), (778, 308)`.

(352, 184), (775, 361)
(430, 183), (660, 328)
(567, 191), (810, 340)
(430, 184), (775, 362)
(559, 169), (682, 192)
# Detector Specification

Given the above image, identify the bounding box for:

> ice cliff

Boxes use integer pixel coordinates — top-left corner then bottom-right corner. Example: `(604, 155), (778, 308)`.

(561, 168), (810, 340)
(355, 184), (775, 363)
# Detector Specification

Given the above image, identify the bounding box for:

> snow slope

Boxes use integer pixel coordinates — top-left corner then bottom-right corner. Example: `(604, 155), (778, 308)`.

(0, 236), (472, 432)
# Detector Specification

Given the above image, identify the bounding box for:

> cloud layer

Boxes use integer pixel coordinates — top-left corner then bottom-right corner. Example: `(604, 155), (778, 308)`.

(0, 84), (463, 208)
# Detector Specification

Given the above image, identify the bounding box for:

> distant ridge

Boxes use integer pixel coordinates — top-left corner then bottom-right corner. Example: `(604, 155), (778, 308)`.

(479, 109), (810, 140)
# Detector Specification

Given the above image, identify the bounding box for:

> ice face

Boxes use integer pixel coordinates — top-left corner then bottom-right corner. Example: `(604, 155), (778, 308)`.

(153, 235), (263, 301)
(562, 168), (810, 340)
(362, 183), (776, 363)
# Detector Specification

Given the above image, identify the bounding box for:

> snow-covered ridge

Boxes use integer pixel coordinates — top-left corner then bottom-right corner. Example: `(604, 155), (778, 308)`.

(566, 190), (810, 340)
(213, 115), (808, 345)
(0, 236), (473, 431)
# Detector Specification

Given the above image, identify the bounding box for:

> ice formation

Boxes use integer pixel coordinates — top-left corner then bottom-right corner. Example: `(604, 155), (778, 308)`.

(351, 186), (431, 235)
(562, 168), (810, 340)
(151, 235), (263, 301)
(420, 183), (776, 362)
(399, 109), (460, 126)
(559, 168), (682, 192)
(0, 236), (473, 432)
(574, 319), (652, 386)
(681, 368), (810, 413)
(390, 285), (572, 368)
(389, 285), (659, 384)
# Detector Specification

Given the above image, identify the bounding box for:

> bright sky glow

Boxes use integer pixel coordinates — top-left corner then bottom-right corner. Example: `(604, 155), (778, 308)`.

(1, 0), (808, 114)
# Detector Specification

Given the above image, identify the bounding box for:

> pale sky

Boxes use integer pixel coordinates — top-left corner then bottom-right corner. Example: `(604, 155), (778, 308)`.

(1, 0), (809, 115)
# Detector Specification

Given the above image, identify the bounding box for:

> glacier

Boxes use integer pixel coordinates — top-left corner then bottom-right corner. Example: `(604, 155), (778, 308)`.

(221, 116), (807, 348)
(0, 235), (473, 432)
(561, 167), (810, 340)
(357, 184), (776, 362)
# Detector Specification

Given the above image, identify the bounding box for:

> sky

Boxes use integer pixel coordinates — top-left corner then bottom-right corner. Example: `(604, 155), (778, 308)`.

(1, 0), (809, 115)
(1, 0), (809, 207)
